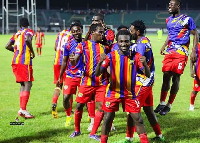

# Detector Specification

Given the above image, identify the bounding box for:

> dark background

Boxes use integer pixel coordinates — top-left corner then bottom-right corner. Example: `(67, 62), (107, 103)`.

(1, 0), (199, 10)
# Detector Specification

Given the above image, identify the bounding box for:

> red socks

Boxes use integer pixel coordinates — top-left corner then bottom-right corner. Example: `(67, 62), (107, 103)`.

(126, 126), (135, 138)
(87, 100), (95, 118)
(139, 133), (149, 143)
(75, 109), (83, 132)
(190, 92), (197, 105)
(101, 134), (108, 143)
(168, 93), (176, 104)
(90, 110), (104, 135)
(19, 92), (23, 108)
(65, 99), (73, 116)
(160, 91), (168, 102)
(52, 95), (59, 104)
(152, 123), (162, 136)
(39, 48), (42, 56)
(21, 91), (30, 110)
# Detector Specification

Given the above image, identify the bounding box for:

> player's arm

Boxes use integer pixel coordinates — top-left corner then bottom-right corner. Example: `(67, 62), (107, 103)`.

(25, 34), (35, 59)
(69, 52), (81, 66)
(190, 58), (196, 78)
(190, 29), (199, 62)
(43, 34), (45, 45)
(5, 40), (14, 52)
(160, 35), (169, 55)
(95, 53), (108, 77)
(139, 55), (150, 78)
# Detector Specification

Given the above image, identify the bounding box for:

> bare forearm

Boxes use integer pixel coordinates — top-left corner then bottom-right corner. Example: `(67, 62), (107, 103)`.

(83, 32), (90, 42)
(59, 59), (68, 79)
(143, 63), (150, 78)
(5, 41), (14, 52)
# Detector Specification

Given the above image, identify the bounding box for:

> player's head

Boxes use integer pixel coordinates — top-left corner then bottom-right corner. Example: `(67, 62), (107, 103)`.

(37, 27), (41, 32)
(168, 0), (181, 14)
(116, 30), (131, 54)
(70, 21), (83, 41)
(71, 20), (81, 25)
(130, 20), (146, 40)
(20, 18), (29, 28)
(92, 13), (104, 24)
(117, 25), (128, 32)
(91, 23), (105, 42)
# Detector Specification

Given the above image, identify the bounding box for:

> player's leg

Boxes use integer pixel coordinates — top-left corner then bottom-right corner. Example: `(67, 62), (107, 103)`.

(70, 102), (85, 137)
(87, 95), (95, 123)
(160, 72), (180, 115)
(190, 91), (198, 111)
(63, 94), (73, 126)
(52, 65), (63, 118)
(154, 71), (172, 113)
(39, 47), (42, 56)
(101, 112), (115, 143)
(89, 85), (107, 135)
(130, 112), (149, 143)
(36, 47), (39, 56)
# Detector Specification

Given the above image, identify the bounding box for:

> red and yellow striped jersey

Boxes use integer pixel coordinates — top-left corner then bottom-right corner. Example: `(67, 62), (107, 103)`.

(54, 30), (73, 65)
(10, 28), (34, 65)
(75, 40), (109, 86)
(195, 43), (200, 80)
(35, 32), (44, 45)
(101, 50), (144, 99)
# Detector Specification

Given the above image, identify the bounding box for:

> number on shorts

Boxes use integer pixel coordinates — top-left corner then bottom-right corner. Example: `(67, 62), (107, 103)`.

(135, 99), (140, 108)
(178, 63), (182, 70)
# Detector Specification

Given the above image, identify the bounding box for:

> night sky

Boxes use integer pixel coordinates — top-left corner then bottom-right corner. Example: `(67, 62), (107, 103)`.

(0, 0), (199, 10)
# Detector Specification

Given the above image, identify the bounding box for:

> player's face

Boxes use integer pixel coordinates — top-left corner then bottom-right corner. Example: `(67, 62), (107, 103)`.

(71, 26), (82, 41)
(118, 35), (131, 54)
(92, 16), (103, 24)
(37, 28), (41, 32)
(129, 25), (137, 40)
(93, 26), (105, 42)
(168, 0), (179, 14)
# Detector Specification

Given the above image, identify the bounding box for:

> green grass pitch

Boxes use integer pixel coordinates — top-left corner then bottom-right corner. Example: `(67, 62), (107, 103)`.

(0, 34), (200, 143)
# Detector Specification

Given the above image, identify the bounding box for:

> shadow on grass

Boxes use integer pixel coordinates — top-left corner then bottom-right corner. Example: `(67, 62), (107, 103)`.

(0, 128), (70, 143)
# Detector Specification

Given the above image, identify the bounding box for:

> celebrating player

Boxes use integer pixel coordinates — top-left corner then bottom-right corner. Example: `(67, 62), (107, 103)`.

(96, 30), (150, 143)
(189, 35), (200, 111)
(51, 27), (72, 118)
(154, 0), (199, 115)
(5, 18), (35, 118)
(35, 27), (45, 56)
(56, 22), (84, 126)
(69, 23), (108, 138)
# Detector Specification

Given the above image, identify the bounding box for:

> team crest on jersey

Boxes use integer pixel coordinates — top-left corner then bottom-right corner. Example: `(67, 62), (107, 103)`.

(102, 61), (106, 65)
(129, 60), (135, 64)
(64, 85), (68, 90)
(78, 92), (83, 97)
(76, 49), (80, 52)
(105, 101), (111, 107)
(195, 84), (199, 88)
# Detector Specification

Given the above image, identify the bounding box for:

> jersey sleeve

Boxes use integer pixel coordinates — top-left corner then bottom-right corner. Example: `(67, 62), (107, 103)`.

(10, 33), (16, 43)
(75, 42), (83, 55)
(135, 52), (144, 71)
(101, 54), (111, 70)
(64, 43), (70, 57)
(136, 43), (146, 56)
(188, 17), (196, 30)
(26, 29), (34, 40)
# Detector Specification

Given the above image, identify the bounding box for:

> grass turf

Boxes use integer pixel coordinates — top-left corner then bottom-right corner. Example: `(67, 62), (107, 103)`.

(0, 34), (200, 143)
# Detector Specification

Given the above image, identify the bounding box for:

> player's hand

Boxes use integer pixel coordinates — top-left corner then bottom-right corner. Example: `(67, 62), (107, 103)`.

(56, 79), (62, 88)
(100, 53), (106, 63)
(140, 56), (147, 64)
(69, 51), (75, 60)
(160, 46), (165, 55)
(31, 52), (35, 59)
(190, 70), (196, 78)
(190, 49), (197, 62)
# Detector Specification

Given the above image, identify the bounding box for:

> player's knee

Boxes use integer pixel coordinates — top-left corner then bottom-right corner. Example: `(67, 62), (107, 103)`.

(132, 114), (144, 125)
(76, 103), (84, 110)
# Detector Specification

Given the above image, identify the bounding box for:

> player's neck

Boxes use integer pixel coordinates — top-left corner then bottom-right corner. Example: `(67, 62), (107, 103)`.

(136, 35), (144, 43)
(172, 12), (180, 17)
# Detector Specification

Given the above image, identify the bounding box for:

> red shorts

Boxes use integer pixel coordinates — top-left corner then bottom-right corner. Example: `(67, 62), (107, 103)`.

(63, 77), (81, 95)
(76, 85), (107, 104)
(53, 65), (66, 84)
(12, 64), (34, 82)
(193, 78), (200, 91)
(36, 44), (42, 48)
(102, 94), (141, 113)
(135, 85), (153, 107)
(162, 52), (188, 74)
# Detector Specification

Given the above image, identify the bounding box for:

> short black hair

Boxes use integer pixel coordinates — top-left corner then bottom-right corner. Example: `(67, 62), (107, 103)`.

(90, 23), (103, 32)
(130, 20), (146, 35)
(71, 20), (81, 25)
(70, 21), (83, 30)
(176, 0), (182, 6)
(94, 13), (104, 20)
(20, 18), (29, 27)
(117, 25), (128, 31)
(116, 30), (131, 41)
